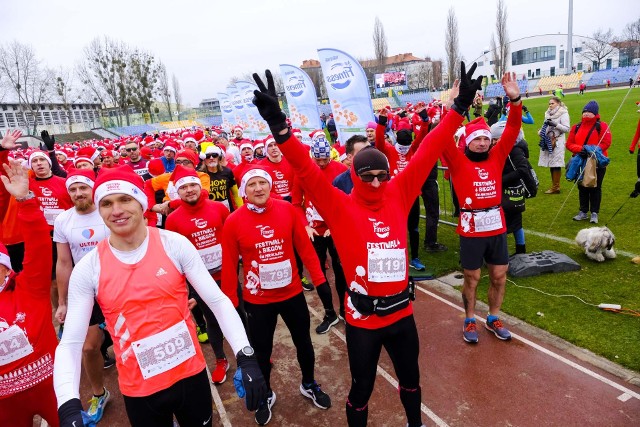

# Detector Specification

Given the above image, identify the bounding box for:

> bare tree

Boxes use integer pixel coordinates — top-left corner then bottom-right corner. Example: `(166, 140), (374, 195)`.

(621, 18), (640, 65)
(0, 41), (53, 134)
(581, 28), (617, 71)
(491, 0), (509, 79)
(373, 17), (388, 74)
(172, 73), (182, 119)
(128, 48), (160, 123)
(157, 62), (172, 120)
(432, 59), (443, 89)
(444, 7), (461, 88)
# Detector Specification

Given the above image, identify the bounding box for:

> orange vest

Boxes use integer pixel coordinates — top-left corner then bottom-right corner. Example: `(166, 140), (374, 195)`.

(96, 227), (205, 397)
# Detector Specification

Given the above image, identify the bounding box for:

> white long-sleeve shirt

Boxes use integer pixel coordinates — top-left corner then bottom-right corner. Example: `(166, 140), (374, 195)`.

(54, 228), (249, 406)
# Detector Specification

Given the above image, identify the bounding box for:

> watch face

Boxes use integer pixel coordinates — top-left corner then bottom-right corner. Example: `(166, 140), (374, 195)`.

(242, 346), (254, 356)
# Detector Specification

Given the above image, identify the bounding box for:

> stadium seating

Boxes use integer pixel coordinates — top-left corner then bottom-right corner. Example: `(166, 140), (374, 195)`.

(109, 124), (165, 136)
(397, 91), (432, 108)
(197, 116), (223, 127)
(484, 79), (529, 98)
(584, 65), (640, 86)
(534, 73), (583, 93)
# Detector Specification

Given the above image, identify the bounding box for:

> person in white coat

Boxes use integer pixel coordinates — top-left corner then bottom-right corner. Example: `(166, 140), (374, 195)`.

(538, 96), (570, 194)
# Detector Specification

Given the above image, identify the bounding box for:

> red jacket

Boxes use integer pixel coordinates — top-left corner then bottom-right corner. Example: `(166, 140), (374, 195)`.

(258, 157), (295, 198)
(28, 175), (73, 229)
(566, 115), (612, 157)
(375, 121), (428, 177)
(221, 198), (325, 307)
(0, 198), (56, 399)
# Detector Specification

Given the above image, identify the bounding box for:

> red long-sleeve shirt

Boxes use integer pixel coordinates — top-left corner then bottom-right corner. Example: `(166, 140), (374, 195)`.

(165, 196), (229, 281)
(291, 160), (346, 233)
(258, 157), (295, 198)
(566, 115), (612, 157)
(277, 109), (464, 329)
(0, 198), (56, 398)
(375, 121), (428, 177)
(631, 117), (640, 153)
(443, 103), (522, 238)
(28, 175), (73, 229)
(220, 198), (325, 307)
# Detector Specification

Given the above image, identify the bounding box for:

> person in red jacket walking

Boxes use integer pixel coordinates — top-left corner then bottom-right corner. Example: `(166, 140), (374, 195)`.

(0, 158), (59, 427)
(165, 165), (232, 384)
(251, 63), (482, 427)
(566, 100), (612, 224)
(221, 165), (333, 425)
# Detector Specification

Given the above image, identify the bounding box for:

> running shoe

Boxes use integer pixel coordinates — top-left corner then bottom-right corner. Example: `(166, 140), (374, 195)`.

(572, 211), (588, 221)
(424, 242), (448, 252)
(590, 212), (599, 224)
(462, 320), (479, 343)
(211, 358), (229, 384)
(409, 258), (426, 271)
(485, 318), (512, 340)
(103, 352), (115, 369)
(301, 277), (314, 292)
(300, 381), (331, 409)
(196, 326), (209, 343)
(255, 390), (276, 425)
(315, 313), (339, 334)
(87, 387), (110, 423)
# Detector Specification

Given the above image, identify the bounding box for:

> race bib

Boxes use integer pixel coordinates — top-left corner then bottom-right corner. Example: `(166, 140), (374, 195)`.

(0, 325), (34, 366)
(43, 208), (63, 225)
(132, 320), (196, 380)
(367, 248), (406, 282)
(259, 260), (292, 289)
(473, 207), (502, 233)
(199, 244), (222, 271)
(306, 205), (323, 222)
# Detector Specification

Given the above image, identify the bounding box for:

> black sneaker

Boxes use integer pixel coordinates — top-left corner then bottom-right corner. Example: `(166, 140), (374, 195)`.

(315, 313), (339, 334)
(255, 390), (276, 425)
(301, 277), (314, 292)
(103, 352), (116, 369)
(300, 381), (331, 409)
(425, 242), (448, 252)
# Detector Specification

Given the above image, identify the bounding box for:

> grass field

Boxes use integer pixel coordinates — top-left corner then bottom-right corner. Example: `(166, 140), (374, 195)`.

(416, 86), (640, 372)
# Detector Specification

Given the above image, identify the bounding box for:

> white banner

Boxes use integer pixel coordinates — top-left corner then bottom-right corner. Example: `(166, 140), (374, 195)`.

(317, 48), (375, 144)
(279, 64), (322, 146)
(226, 85), (249, 133)
(217, 92), (234, 133)
(235, 80), (270, 140)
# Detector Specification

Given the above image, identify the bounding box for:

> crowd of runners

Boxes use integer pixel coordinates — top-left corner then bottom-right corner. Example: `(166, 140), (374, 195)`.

(1, 60), (639, 427)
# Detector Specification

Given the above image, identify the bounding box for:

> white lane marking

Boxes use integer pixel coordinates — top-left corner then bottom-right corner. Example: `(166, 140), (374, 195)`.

(205, 363), (232, 427)
(307, 306), (449, 427)
(416, 285), (640, 401)
(618, 393), (632, 402)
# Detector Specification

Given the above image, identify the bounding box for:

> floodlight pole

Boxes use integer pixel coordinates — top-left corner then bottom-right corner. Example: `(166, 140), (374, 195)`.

(567, 0), (574, 73)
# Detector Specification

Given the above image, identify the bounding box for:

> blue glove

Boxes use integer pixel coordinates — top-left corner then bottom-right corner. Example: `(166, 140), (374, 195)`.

(233, 367), (246, 398)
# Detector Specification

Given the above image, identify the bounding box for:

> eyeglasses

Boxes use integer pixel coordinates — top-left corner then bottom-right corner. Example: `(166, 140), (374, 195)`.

(175, 160), (193, 166)
(125, 147), (138, 152)
(205, 153), (220, 159)
(359, 172), (390, 183)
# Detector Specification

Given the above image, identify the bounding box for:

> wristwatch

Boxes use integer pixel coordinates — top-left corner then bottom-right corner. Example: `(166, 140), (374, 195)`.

(239, 346), (255, 357)
(15, 191), (35, 202)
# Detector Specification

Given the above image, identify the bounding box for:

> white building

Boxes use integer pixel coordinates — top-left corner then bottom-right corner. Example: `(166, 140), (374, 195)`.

(474, 34), (619, 81)
(0, 102), (102, 135)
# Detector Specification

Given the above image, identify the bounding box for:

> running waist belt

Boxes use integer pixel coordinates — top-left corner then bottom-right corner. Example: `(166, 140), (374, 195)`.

(347, 277), (415, 316)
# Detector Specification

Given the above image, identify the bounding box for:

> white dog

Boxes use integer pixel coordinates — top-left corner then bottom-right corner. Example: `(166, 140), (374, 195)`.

(575, 226), (616, 262)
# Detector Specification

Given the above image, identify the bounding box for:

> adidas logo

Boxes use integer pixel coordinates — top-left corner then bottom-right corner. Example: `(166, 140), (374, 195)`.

(156, 267), (168, 277)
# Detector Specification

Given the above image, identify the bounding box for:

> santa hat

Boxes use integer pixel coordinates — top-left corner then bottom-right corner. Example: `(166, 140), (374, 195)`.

(292, 129), (302, 139)
(163, 141), (180, 153)
(200, 144), (224, 160)
(55, 149), (68, 160)
(140, 146), (153, 160)
(263, 135), (276, 147)
(183, 133), (197, 144)
(147, 158), (165, 177)
(74, 147), (97, 167)
(175, 150), (199, 166)
(239, 140), (254, 151)
(239, 165), (273, 198)
(334, 144), (347, 162)
(396, 119), (412, 132)
(464, 117), (491, 146)
(93, 166), (148, 210)
(0, 243), (12, 271)
(233, 125), (243, 133)
(28, 150), (51, 168)
(65, 169), (95, 190)
(194, 129), (205, 142)
(101, 150), (115, 158)
(143, 135), (155, 146)
(170, 165), (201, 190)
(253, 139), (265, 151)
(309, 129), (326, 141)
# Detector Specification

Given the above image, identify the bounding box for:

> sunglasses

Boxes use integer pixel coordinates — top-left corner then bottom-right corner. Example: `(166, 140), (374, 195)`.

(359, 172), (390, 183)
(125, 147), (138, 152)
(175, 160), (193, 166)
(205, 153), (220, 159)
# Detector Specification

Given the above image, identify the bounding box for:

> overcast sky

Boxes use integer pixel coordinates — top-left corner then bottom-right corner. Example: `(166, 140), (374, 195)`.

(1, 0), (637, 106)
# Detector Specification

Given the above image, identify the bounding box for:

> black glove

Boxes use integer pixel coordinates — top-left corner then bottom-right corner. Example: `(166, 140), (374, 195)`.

(40, 130), (56, 151)
(236, 352), (268, 411)
(544, 119), (557, 127)
(58, 398), (84, 427)
(398, 110), (407, 118)
(578, 148), (588, 159)
(451, 62), (483, 116)
(377, 115), (387, 127)
(252, 70), (289, 139)
(522, 105), (529, 113)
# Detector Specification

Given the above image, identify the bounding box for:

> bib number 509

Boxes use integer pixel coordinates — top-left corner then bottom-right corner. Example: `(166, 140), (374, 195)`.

(153, 336), (185, 361)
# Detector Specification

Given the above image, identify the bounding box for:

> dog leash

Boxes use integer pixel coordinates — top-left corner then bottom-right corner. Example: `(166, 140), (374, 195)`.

(604, 196), (632, 227)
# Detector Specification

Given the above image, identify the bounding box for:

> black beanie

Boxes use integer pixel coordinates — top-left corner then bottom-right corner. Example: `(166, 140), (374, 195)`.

(396, 130), (413, 146)
(353, 147), (389, 174)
